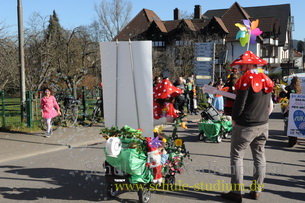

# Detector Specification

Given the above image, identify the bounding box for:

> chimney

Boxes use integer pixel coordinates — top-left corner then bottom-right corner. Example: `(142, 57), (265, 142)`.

(174, 8), (180, 20)
(194, 5), (202, 19)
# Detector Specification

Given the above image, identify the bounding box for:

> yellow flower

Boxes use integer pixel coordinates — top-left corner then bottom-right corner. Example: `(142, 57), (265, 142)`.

(162, 138), (167, 143)
(181, 122), (188, 129)
(153, 125), (163, 134)
(102, 134), (109, 140)
(174, 139), (183, 146)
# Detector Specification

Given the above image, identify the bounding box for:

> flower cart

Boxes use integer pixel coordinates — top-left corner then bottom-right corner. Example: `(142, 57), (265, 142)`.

(102, 122), (191, 202)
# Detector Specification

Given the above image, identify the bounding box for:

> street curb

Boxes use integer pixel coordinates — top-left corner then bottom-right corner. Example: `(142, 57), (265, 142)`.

(0, 139), (107, 164)
(0, 146), (67, 163)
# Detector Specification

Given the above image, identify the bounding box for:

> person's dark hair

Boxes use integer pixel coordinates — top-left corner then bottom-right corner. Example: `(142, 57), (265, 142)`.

(291, 76), (302, 94)
(155, 97), (174, 109)
(226, 74), (239, 87)
(215, 80), (224, 87)
(154, 76), (162, 83)
(43, 87), (53, 95)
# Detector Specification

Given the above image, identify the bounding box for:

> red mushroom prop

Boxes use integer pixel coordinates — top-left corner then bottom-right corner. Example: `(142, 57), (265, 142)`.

(153, 79), (182, 99)
(230, 51), (274, 93)
(153, 79), (182, 119)
(230, 50), (267, 67)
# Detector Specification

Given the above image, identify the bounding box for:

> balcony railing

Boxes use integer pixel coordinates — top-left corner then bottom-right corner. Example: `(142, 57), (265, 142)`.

(281, 58), (289, 63)
(263, 57), (278, 64)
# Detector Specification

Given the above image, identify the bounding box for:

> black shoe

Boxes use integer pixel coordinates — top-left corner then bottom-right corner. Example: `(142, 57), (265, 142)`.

(249, 191), (260, 200)
(221, 191), (242, 202)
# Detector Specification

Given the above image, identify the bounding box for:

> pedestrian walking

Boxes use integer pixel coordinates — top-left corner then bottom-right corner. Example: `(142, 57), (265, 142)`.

(173, 76), (187, 114)
(40, 87), (61, 137)
(221, 51), (274, 202)
(212, 81), (224, 114)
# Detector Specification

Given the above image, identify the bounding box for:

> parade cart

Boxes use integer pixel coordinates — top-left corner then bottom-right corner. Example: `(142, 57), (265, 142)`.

(198, 102), (232, 143)
(100, 41), (190, 202)
(101, 123), (190, 203)
(198, 119), (232, 143)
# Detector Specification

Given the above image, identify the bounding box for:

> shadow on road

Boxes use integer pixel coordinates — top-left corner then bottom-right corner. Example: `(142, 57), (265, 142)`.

(0, 165), (227, 202)
(1, 166), (106, 201)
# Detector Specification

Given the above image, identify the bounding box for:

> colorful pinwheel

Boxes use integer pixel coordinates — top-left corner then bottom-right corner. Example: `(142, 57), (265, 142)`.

(235, 19), (263, 47)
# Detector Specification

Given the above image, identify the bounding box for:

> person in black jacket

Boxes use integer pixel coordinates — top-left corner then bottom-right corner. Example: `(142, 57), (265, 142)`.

(173, 76), (187, 114)
(221, 64), (274, 202)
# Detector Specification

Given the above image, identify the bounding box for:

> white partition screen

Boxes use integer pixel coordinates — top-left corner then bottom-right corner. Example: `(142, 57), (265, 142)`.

(100, 41), (153, 137)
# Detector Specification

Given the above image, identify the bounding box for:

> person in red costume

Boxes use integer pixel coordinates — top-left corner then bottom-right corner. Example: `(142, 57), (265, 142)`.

(148, 79), (183, 183)
(153, 78), (182, 126)
(221, 51), (274, 202)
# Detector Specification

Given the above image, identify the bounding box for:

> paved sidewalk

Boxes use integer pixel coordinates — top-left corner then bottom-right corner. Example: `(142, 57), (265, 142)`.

(0, 125), (103, 163)
(0, 114), (201, 164)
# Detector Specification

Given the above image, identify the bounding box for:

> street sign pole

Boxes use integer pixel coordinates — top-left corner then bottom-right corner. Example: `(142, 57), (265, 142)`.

(194, 42), (215, 86)
(17, 0), (26, 123)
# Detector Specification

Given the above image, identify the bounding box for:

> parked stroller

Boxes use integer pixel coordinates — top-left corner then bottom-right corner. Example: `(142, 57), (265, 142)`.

(198, 104), (232, 143)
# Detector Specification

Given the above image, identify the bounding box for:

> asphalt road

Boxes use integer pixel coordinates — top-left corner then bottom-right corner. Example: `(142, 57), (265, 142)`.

(0, 104), (304, 203)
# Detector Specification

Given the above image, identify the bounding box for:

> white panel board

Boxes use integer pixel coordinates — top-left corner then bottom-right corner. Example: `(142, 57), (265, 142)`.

(100, 41), (153, 137)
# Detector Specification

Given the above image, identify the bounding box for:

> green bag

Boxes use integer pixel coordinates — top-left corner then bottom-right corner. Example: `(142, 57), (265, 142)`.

(104, 138), (153, 183)
(221, 120), (233, 132)
(105, 148), (146, 176)
(198, 121), (221, 138)
(129, 166), (153, 184)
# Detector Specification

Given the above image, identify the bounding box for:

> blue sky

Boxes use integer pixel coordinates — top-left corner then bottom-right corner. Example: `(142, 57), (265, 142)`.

(1, 0), (304, 40)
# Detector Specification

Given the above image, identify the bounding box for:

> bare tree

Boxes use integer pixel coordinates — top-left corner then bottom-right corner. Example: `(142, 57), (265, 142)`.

(24, 12), (56, 92)
(180, 10), (194, 19)
(94, 0), (132, 41)
(0, 21), (19, 91)
(56, 26), (98, 98)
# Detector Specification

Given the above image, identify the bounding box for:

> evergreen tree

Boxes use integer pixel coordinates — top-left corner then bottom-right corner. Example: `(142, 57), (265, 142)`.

(297, 40), (304, 53)
(45, 10), (63, 43)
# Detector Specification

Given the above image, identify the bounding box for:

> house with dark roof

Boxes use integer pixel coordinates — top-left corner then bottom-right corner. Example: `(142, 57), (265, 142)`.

(203, 2), (293, 68)
(114, 2), (293, 77)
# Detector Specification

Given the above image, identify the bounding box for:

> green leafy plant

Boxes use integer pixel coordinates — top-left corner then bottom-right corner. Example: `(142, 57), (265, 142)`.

(100, 125), (146, 153)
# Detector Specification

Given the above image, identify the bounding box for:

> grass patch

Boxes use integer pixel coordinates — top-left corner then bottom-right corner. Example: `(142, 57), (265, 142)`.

(0, 122), (42, 133)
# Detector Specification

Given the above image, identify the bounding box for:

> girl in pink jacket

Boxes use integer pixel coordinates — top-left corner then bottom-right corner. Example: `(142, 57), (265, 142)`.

(40, 88), (61, 137)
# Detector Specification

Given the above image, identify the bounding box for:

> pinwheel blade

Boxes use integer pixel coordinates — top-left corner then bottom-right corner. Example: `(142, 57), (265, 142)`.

(242, 19), (251, 29)
(250, 34), (257, 44)
(236, 30), (246, 40)
(251, 19), (259, 30)
(251, 28), (263, 36)
(240, 33), (250, 47)
(235, 23), (247, 31)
